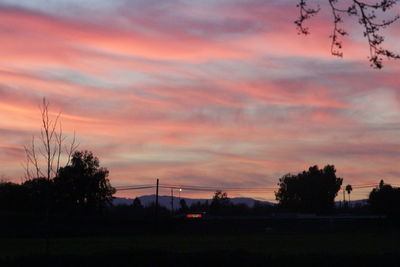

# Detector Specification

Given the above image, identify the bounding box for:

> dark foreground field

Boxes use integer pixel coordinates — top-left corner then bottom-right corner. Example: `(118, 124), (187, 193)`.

(2, 225), (400, 266)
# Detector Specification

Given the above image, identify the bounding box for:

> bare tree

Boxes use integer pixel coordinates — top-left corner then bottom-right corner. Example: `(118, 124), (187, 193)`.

(296, 0), (400, 68)
(23, 136), (42, 179)
(23, 98), (79, 181)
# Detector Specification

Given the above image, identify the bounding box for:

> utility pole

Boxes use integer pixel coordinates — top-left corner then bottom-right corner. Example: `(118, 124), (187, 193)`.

(155, 179), (159, 222)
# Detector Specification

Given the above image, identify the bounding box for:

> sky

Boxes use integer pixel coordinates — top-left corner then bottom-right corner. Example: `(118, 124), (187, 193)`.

(0, 0), (399, 201)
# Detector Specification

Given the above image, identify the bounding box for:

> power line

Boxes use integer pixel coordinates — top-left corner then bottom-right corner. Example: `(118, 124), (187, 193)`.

(116, 186), (155, 191)
(161, 186), (276, 192)
(160, 183), (277, 190)
(115, 182), (387, 193)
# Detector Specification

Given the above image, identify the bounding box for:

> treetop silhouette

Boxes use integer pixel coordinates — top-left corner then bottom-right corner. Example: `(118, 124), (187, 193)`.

(55, 150), (116, 213)
(275, 165), (343, 213)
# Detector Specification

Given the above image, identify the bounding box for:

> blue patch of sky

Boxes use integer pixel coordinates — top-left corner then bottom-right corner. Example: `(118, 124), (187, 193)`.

(34, 67), (114, 89)
(0, 0), (121, 14)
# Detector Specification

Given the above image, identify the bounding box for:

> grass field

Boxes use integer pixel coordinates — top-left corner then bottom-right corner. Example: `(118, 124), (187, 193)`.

(1, 221), (400, 266)
(2, 229), (400, 256)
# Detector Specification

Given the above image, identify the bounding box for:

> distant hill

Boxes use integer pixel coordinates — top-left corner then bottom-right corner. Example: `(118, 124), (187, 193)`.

(335, 199), (368, 207)
(113, 196), (368, 209)
(113, 195), (274, 209)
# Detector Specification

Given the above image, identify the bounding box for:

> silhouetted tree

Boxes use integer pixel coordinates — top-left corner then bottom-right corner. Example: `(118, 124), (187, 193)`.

(179, 199), (188, 213)
(275, 165), (343, 213)
(23, 98), (78, 181)
(54, 151), (116, 214)
(130, 197), (144, 218)
(296, 0), (399, 68)
(132, 197), (143, 209)
(368, 180), (400, 215)
(345, 184), (353, 202)
(209, 190), (231, 215)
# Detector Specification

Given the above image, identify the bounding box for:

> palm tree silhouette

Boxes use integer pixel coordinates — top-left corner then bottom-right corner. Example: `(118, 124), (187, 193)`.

(345, 184), (353, 203)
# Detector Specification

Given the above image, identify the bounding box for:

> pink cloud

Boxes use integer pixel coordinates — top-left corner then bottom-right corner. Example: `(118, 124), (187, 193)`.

(0, 2), (399, 200)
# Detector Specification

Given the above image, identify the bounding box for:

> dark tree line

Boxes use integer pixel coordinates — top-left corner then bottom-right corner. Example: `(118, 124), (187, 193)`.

(110, 193), (274, 219)
(0, 150), (115, 215)
(275, 164), (400, 216)
(111, 171), (400, 218)
(2, 161), (400, 218)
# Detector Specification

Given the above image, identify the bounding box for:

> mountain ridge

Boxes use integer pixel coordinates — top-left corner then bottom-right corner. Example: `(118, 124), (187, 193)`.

(113, 195), (273, 209)
(113, 195), (369, 210)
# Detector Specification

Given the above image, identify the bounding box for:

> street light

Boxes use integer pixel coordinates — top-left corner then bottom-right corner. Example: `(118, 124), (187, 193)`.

(179, 188), (182, 209)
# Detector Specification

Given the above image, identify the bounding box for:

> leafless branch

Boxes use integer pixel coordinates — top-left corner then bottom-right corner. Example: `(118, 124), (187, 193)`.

(296, 0), (400, 68)
(65, 130), (79, 166)
(23, 98), (79, 180)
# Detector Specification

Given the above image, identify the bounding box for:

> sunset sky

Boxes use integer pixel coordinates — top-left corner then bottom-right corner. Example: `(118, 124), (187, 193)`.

(0, 0), (399, 201)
